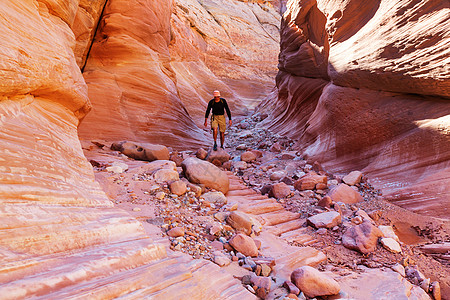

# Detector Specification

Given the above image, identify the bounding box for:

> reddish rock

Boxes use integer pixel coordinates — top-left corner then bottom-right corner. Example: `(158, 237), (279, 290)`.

(291, 266), (340, 298)
(269, 182), (291, 199)
(318, 195), (332, 208)
(167, 227), (185, 237)
(251, 150), (263, 158)
(111, 141), (169, 161)
(270, 142), (282, 153)
(169, 151), (184, 167)
(226, 211), (254, 235)
(328, 184), (363, 204)
(169, 180), (187, 196)
(343, 171), (363, 186)
(307, 211), (341, 229)
(342, 221), (383, 254)
(196, 148), (208, 160)
(182, 157), (229, 194)
(207, 149), (231, 164)
(294, 173), (327, 191)
(241, 151), (257, 162)
(228, 234), (258, 257)
(284, 280), (300, 295)
(202, 191), (227, 206)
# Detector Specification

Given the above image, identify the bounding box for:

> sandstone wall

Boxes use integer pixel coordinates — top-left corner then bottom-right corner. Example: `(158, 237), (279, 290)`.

(0, 1), (252, 297)
(258, 0), (450, 218)
(77, 0), (281, 148)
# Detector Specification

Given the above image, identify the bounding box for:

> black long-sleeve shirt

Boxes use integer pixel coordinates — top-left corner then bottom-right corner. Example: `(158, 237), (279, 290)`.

(205, 98), (232, 120)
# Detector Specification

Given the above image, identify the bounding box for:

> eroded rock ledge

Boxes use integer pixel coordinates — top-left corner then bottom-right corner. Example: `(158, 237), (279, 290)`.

(257, 0), (450, 219)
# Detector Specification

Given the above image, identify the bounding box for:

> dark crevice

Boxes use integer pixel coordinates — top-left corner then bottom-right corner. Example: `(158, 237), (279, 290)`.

(81, 0), (109, 73)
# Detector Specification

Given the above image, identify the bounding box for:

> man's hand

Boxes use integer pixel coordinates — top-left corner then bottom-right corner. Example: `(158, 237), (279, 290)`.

(204, 119), (208, 127)
(229, 120), (232, 126)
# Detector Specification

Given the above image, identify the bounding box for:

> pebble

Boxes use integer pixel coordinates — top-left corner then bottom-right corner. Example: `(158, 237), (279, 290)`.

(132, 207), (141, 212)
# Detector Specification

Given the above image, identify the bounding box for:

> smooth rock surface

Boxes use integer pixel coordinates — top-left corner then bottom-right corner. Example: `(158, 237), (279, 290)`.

(229, 234), (259, 257)
(291, 266), (340, 298)
(307, 211), (342, 229)
(342, 221), (383, 254)
(328, 184), (363, 204)
(182, 157), (229, 194)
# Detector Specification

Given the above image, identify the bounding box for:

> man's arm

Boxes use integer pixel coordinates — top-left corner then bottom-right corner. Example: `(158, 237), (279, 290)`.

(223, 99), (232, 126)
(204, 100), (212, 127)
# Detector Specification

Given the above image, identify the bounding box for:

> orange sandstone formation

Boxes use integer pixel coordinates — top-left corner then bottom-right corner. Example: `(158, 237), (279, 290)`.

(78, 0), (281, 148)
(0, 1), (261, 298)
(258, 0), (450, 218)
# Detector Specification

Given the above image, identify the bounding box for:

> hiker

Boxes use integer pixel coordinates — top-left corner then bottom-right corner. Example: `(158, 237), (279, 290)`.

(204, 90), (232, 151)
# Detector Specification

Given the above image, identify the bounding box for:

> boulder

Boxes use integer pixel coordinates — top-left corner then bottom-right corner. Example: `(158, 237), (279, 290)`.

(228, 234), (258, 257)
(241, 151), (257, 162)
(169, 180), (187, 196)
(343, 171), (363, 186)
(294, 173), (327, 191)
(182, 157), (229, 194)
(270, 171), (286, 181)
(378, 225), (400, 242)
(111, 141), (169, 161)
(381, 238), (402, 253)
(196, 148), (208, 160)
(167, 227), (185, 237)
(154, 169), (179, 184)
(307, 211), (341, 229)
(269, 182), (291, 199)
(226, 211), (254, 235)
(207, 148), (230, 164)
(291, 266), (340, 298)
(342, 221), (383, 254)
(317, 195), (332, 208)
(328, 184), (363, 204)
(202, 191), (227, 206)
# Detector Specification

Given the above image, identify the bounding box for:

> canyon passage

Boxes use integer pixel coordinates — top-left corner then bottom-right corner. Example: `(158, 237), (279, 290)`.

(0, 0), (449, 299)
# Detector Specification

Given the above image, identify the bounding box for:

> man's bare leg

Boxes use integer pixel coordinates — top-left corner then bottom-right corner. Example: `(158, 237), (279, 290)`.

(220, 132), (225, 148)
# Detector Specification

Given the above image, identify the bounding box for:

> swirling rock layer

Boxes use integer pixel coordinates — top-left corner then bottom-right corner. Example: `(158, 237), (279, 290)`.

(259, 0), (450, 218)
(77, 0), (281, 149)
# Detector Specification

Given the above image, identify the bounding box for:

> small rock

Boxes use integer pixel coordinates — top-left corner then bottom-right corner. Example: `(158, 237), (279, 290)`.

(226, 211), (254, 235)
(420, 278), (430, 293)
(214, 255), (231, 267)
(261, 264), (271, 277)
(241, 151), (257, 162)
(154, 169), (179, 184)
(343, 171), (363, 186)
(430, 281), (441, 300)
(270, 171), (286, 181)
(307, 211), (342, 229)
(202, 191), (227, 206)
(132, 207), (141, 212)
(169, 180), (187, 196)
(317, 195), (332, 208)
(328, 184), (363, 204)
(391, 263), (406, 277)
(284, 280), (300, 295)
(381, 238), (402, 253)
(270, 142), (282, 153)
(294, 173), (327, 191)
(228, 233), (258, 257)
(316, 228), (327, 235)
(342, 221), (383, 254)
(378, 225), (400, 242)
(196, 148), (208, 160)
(233, 161), (247, 170)
(167, 227), (185, 237)
(291, 266), (340, 298)
(236, 144), (247, 150)
(269, 182), (291, 199)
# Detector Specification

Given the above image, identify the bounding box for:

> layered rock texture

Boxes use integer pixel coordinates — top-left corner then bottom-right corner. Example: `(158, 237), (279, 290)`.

(0, 0), (279, 298)
(78, 0), (281, 148)
(258, 0), (450, 218)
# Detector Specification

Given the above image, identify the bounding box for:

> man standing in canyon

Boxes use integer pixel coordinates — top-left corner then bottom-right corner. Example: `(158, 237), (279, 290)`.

(204, 90), (232, 151)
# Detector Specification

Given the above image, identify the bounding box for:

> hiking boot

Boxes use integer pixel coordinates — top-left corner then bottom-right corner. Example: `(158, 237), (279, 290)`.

(213, 143), (217, 151)
(220, 145), (224, 149)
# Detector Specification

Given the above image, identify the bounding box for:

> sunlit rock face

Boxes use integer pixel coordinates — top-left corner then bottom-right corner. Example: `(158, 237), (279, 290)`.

(259, 0), (450, 218)
(0, 2), (252, 298)
(77, 0), (281, 148)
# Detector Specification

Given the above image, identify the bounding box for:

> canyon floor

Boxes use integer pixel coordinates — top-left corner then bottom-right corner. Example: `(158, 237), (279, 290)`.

(81, 113), (450, 300)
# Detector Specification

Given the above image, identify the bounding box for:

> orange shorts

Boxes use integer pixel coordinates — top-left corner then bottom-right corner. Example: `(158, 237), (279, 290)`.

(211, 114), (226, 132)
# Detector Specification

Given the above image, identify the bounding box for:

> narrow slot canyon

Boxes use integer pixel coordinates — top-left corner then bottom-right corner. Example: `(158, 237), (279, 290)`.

(0, 0), (449, 299)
